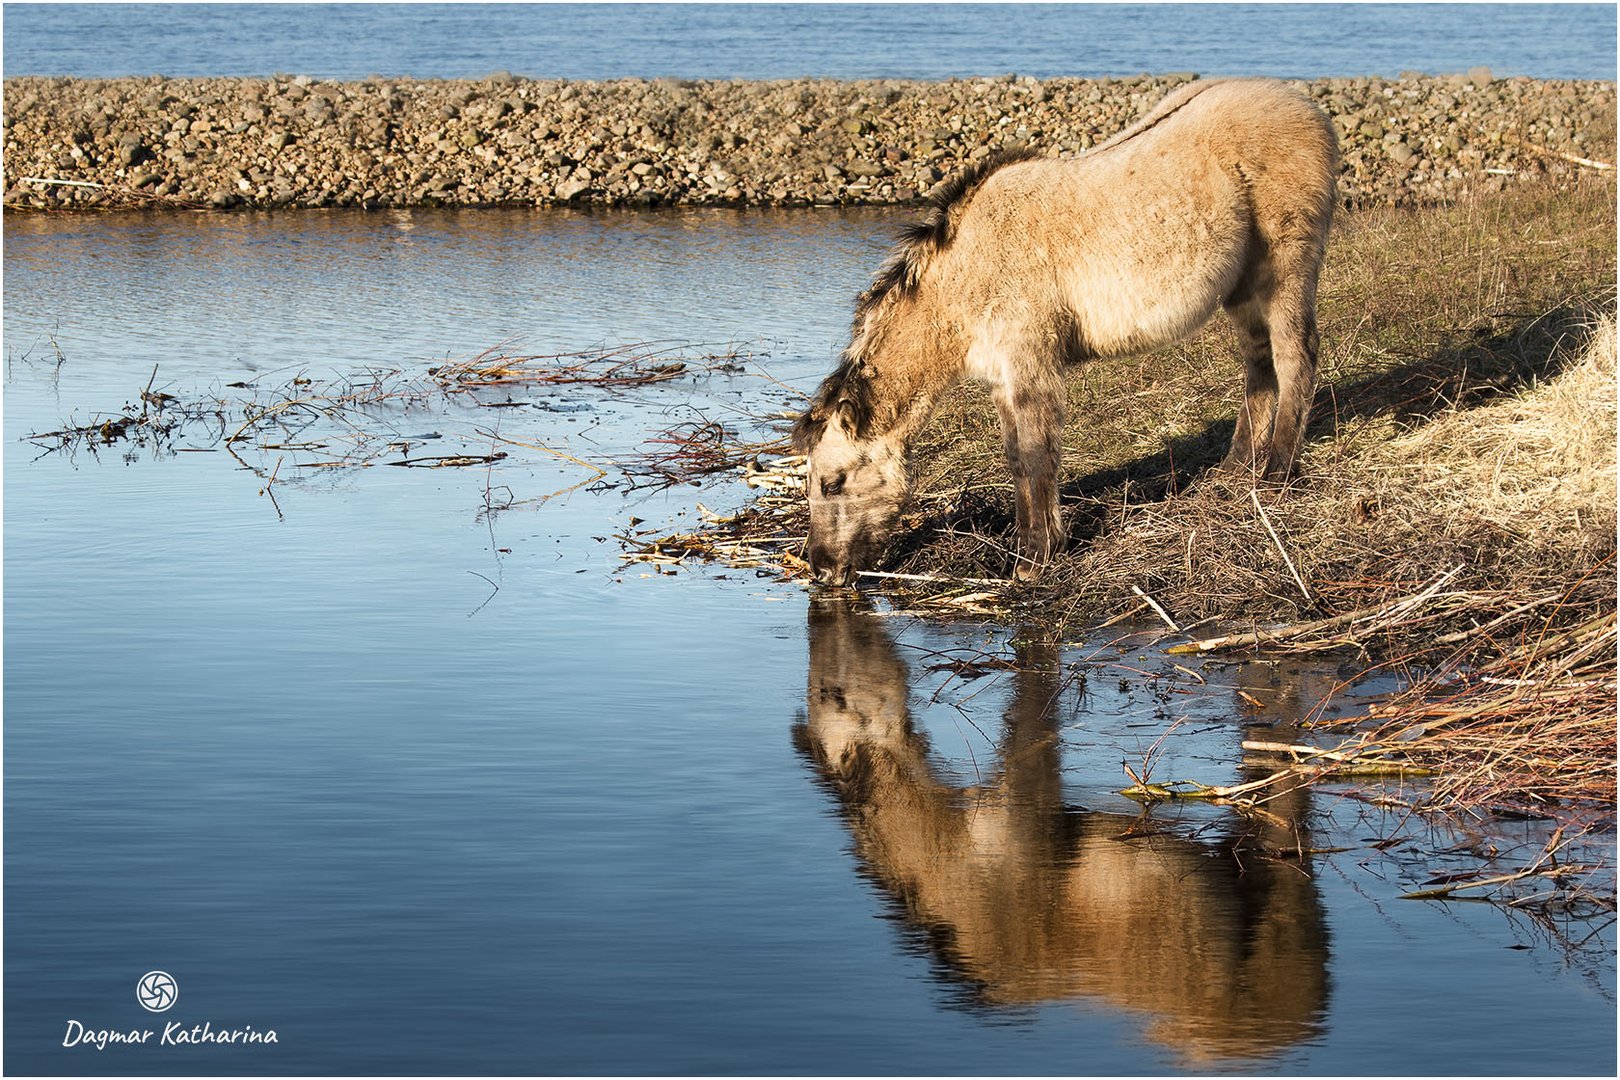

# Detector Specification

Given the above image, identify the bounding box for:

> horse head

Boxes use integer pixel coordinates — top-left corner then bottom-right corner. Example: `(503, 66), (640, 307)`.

(792, 365), (911, 587)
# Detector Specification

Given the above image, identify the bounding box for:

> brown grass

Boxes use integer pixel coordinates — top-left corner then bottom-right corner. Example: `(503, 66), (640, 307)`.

(650, 177), (1617, 642)
(630, 177), (1617, 823)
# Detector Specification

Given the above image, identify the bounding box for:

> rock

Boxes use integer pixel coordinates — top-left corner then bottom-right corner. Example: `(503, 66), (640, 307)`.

(0, 72), (1610, 212)
(554, 176), (590, 201)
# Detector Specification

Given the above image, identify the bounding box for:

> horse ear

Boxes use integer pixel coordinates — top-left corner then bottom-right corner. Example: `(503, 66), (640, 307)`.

(834, 394), (874, 439)
(790, 405), (824, 453)
(796, 357), (873, 450)
(835, 397), (860, 432)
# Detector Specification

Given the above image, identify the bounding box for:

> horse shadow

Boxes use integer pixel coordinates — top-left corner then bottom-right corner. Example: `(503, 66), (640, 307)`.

(793, 597), (1330, 1065)
(892, 304), (1594, 554)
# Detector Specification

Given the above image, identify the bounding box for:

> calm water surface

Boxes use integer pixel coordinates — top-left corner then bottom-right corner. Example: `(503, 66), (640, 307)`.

(4, 210), (1614, 1075)
(4, 3), (1616, 81)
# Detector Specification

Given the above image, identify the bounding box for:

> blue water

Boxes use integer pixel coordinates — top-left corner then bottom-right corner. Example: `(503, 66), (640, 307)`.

(3, 2), (1615, 81)
(4, 208), (1614, 1076)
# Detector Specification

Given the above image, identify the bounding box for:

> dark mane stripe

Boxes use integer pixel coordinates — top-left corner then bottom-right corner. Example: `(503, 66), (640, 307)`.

(1087, 79), (1213, 156)
(796, 148), (1044, 449)
(792, 350), (877, 447)
(853, 147), (1043, 322)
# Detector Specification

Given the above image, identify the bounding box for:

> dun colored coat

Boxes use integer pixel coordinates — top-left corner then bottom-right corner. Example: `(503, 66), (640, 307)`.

(796, 598), (1329, 1059)
(793, 78), (1339, 586)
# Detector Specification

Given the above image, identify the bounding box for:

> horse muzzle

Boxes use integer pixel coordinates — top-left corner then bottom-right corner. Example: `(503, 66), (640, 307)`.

(806, 542), (857, 588)
(809, 559), (856, 588)
(813, 565), (856, 588)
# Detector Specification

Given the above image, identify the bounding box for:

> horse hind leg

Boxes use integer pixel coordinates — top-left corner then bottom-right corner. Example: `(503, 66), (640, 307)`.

(1258, 276), (1320, 481)
(1220, 296), (1278, 477)
(993, 373), (1066, 582)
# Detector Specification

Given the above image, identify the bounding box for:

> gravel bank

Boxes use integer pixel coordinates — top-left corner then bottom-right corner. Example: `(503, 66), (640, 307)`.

(4, 71), (1613, 212)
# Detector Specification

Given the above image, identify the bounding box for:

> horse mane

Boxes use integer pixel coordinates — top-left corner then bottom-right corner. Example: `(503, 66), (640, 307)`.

(853, 147), (1044, 324)
(1087, 78), (1213, 155)
(794, 148), (1042, 450)
(792, 353), (876, 449)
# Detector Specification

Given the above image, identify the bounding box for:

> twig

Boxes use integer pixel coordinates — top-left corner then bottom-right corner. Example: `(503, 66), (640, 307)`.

(1251, 488), (1311, 601)
(21, 176), (106, 189)
(385, 452), (507, 468)
(1240, 739), (1426, 771)
(1130, 584), (1180, 631)
(1432, 593), (1561, 645)
(1401, 828), (1577, 900)
(1166, 605), (1363, 654)
(1096, 600), (1150, 628)
(1510, 140), (1614, 171)
(140, 363), (160, 418)
(466, 570), (500, 617)
(855, 569), (1006, 587)
(258, 455), (285, 521)
(475, 428), (607, 480)
(1166, 565), (1465, 654)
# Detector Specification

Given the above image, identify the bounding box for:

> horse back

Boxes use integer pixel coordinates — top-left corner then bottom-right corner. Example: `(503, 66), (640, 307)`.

(943, 79), (1336, 363)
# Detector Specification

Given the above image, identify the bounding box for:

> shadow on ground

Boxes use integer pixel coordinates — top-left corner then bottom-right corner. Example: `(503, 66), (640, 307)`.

(886, 303), (1603, 562)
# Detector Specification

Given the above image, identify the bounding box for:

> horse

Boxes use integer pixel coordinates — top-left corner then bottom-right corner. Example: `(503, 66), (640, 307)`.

(794, 597), (1329, 1059)
(792, 78), (1339, 586)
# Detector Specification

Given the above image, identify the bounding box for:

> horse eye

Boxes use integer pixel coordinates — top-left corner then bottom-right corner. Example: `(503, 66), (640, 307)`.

(822, 475), (845, 497)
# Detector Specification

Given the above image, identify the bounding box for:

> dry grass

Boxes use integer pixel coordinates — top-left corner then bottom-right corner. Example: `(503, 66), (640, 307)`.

(1060, 305), (1616, 652)
(629, 178), (1617, 824)
(1376, 315), (1615, 531)
(645, 177), (1617, 642)
(429, 341), (725, 391)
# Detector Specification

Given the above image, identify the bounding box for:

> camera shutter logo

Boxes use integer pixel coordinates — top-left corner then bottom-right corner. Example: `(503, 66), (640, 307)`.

(137, 971), (178, 1013)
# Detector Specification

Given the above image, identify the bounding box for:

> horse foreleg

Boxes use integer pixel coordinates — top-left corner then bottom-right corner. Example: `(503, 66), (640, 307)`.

(994, 378), (1066, 582)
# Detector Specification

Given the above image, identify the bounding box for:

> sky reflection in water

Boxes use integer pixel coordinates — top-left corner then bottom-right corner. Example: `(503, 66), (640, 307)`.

(4, 209), (1613, 1075)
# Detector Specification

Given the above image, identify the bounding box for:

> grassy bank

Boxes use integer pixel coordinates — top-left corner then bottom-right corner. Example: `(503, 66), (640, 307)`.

(672, 177), (1615, 635)
(641, 175), (1617, 824)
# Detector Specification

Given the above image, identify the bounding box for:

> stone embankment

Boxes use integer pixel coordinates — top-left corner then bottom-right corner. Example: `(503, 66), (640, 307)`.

(3, 71), (1614, 212)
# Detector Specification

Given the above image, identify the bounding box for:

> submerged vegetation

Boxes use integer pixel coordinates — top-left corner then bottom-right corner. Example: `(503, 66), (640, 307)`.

(25, 341), (754, 463)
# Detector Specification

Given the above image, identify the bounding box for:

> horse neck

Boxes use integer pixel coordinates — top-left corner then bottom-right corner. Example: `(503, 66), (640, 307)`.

(859, 293), (963, 446)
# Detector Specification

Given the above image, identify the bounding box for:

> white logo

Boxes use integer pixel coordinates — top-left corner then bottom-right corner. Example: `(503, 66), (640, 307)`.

(136, 971), (177, 1013)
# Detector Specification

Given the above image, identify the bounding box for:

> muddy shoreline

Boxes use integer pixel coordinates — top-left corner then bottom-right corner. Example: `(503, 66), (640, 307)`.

(4, 72), (1614, 212)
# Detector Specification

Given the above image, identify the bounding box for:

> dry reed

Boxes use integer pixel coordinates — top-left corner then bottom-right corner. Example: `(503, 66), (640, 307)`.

(625, 181), (1616, 827)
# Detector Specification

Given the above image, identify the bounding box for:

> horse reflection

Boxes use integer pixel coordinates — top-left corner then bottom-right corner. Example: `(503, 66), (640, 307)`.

(794, 598), (1329, 1064)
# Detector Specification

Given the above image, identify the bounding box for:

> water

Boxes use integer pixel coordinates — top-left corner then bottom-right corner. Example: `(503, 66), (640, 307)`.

(5, 208), (1613, 1075)
(3, 3), (1615, 82)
